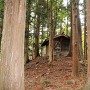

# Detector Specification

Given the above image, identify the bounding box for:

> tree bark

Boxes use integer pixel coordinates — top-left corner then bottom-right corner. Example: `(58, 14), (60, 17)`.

(49, 0), (54, 64)
(84, 0), (87, 61)
(83, 0), (90, 89)
(77, 0), (84, 62)
(24, 0), (31, 64)
(68, 2), (72, 56)
(72, 0), (79, 77)
(41, 25), (44, 56)
(0, 0), (26, 90)
(32, 14), (36, 60)
(66, 0), (68, 35)
(35, 15), (40, 57)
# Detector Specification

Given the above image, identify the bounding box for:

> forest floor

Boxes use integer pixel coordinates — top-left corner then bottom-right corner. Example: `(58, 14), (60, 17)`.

(25, 56), (87, 90)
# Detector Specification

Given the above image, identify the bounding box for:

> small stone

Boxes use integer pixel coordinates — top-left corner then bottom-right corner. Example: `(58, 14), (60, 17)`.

(66, 80), (75, 85)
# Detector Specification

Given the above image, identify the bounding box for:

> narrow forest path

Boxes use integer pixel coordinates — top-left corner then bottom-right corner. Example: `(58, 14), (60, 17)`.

(25, 57), (86, 90)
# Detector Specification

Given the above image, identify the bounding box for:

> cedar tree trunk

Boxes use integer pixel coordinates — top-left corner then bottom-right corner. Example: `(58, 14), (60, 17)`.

(0, 0), (26, 90)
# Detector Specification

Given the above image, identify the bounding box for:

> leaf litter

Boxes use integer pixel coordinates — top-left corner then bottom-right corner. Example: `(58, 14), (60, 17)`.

(25, 57), (86, 90)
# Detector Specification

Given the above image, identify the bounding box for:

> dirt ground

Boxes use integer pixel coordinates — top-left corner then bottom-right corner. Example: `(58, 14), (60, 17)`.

(25, 56), (86, 90)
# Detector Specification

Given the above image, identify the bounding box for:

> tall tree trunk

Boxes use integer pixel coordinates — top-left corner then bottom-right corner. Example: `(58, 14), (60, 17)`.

(54, 0), (57, 36)
(77, 0), (84, 62)
(35, 15), (40, 57)
(54, 10), (56, 35)
(77, 18), (83, 60)
(49, 0), (54, 64)
(83, 0), (90, 89)
(41, 25), (44, 56)
(46, 0), (49, 38)
(66, 0), (68, 35)
(72, 0), (79, 77)
(24, 0), (31, 64)
(32, 14), (36, 60)
(68, 0), (72, 56)
(0, 13), (3, 49)
(0, 0), (26, 90)
(84, 0), (87, 61)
